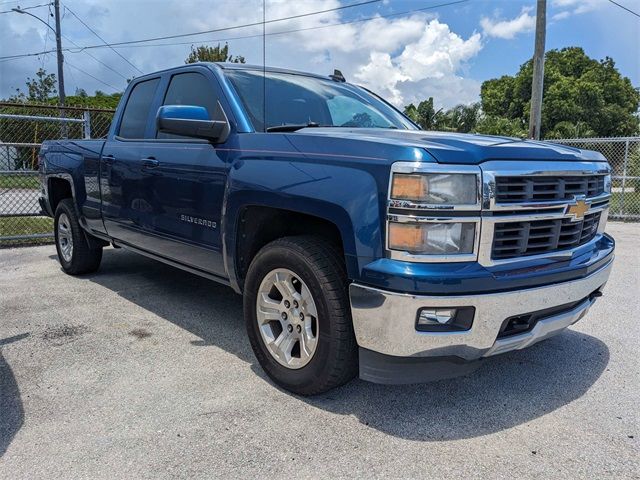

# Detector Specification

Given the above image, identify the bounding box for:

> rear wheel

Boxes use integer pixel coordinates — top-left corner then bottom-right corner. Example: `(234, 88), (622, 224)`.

(54, 198), (102, 275)
(244, 236), (358, 395)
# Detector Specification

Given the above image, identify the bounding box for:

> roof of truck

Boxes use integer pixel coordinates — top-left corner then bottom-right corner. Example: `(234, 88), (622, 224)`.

(211, 62), (332, 80)
(130, 62), (334, 82)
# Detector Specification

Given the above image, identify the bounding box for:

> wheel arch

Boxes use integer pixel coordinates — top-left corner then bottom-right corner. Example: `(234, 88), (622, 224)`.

(223, 158), (385, 293)
(229, 203), (356, 293)
(47, 174), (75, 214)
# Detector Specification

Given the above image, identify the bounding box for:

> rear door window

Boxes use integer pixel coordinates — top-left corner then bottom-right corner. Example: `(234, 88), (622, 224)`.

(118, 78), (160, 139)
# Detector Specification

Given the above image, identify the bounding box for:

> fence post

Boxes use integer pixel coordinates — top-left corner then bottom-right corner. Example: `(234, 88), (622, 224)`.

(619, 139), (630, 217)
(83, 110), (91, 139)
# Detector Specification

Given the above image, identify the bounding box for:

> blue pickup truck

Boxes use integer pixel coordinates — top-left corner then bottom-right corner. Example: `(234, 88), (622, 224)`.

(39, 62), (614, 395)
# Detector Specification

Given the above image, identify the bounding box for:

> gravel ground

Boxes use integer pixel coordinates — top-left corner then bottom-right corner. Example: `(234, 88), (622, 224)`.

(0, 223), (638, 479)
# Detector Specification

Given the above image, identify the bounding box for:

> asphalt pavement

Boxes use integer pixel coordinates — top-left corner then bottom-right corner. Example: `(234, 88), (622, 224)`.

(0, 223), (638, 479)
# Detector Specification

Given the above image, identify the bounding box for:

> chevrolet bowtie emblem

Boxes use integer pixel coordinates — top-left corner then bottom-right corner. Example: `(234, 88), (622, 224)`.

(566, 198), (590, 221)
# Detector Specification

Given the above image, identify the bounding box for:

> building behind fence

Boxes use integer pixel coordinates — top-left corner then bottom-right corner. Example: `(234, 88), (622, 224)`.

(0, 102), (638, 246)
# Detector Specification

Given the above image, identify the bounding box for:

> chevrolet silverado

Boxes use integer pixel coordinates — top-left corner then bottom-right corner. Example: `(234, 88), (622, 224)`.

(38, 63), (615, 394)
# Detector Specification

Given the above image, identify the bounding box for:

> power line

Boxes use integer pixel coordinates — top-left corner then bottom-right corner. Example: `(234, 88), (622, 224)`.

(121, 0), (471, 50)
(608, 0), (640, 18)
(3, 2), (132, 80)
(0, 2), (51, 14)
(0, 0), (45, 6)
(0, 0), (469, 59)
(40, 2), (52, 70)
(65, 60), (120, 91)
(62, 3), (143, 74)
(61, 32), (129, 80)
(0, 0), (380, 60)
(89, 0), (381, 48)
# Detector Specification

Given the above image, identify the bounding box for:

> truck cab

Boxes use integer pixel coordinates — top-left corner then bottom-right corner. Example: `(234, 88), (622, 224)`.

(39, 62), (614, 395)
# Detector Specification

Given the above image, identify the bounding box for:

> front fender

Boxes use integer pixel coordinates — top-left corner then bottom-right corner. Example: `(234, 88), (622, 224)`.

(223, 158), (386, 290)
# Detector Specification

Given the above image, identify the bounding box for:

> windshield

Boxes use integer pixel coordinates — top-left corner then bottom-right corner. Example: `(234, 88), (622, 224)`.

(225, 69), (416, 132)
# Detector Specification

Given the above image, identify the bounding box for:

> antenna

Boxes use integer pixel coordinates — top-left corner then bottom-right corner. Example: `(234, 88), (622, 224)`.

(330, 69), (346, 82)
(262, 0), (266, 132)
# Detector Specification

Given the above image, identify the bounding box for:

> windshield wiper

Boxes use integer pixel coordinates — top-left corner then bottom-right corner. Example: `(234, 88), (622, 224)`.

(266, 122), (321, 132)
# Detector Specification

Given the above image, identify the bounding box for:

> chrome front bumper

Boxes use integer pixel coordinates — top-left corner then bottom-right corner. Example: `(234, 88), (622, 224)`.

(349, 259), (613, 360)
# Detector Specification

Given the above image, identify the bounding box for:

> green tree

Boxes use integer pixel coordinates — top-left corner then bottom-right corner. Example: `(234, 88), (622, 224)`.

(405, 101), (481, 133)
(627, 148), (640, 191)
(545, 121), (596, 139)
(10, 68), (57, 102)
(403, 97), (442, 130)
(185, 43), (245, 64)
(480, 47), (640, 138)
(403, 103), (419, 124)
(475, 115), (527, 137)
(60, 92), (122, 110)
(441, 103), (481, 132)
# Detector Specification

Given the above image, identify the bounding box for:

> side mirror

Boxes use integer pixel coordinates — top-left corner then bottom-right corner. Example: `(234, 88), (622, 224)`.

(156, 103), (230, 143)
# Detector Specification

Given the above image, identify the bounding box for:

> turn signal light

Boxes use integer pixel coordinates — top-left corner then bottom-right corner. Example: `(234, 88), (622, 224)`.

(390, 174), (428, 201)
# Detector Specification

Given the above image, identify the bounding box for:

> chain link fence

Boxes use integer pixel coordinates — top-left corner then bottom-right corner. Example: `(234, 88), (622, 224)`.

(550, 137), (640, 221)
(0, 102), (115, 246)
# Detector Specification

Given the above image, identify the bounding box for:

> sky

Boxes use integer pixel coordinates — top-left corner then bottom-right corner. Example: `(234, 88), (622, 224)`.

(0, 0), (639, 109)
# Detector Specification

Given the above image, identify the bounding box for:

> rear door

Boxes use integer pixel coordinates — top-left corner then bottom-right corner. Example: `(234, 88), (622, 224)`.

(101, 77), (162, 247)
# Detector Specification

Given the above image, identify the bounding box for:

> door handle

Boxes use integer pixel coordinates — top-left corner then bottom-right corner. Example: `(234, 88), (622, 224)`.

(141, 157), (159, 168)
(103, 154), (115, 165)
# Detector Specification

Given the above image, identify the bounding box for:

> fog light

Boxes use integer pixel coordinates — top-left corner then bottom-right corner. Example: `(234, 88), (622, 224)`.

(416, 306), (475, 332)
(418, 308), (456, 325)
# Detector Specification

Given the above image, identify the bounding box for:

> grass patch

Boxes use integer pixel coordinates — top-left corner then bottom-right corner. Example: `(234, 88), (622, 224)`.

(0, 216), (53, 245)
(0, 174), (40, 189)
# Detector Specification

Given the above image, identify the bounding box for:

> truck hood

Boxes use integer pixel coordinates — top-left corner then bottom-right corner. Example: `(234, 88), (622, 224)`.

(295, 128), (606, 164)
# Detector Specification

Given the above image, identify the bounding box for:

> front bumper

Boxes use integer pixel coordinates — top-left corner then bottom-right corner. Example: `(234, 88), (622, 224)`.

(350, 258), (612, 366)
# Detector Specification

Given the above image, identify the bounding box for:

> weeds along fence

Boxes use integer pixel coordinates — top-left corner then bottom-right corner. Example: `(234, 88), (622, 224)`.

(550, 137), (640, 221)
(0, 102), (115, 246)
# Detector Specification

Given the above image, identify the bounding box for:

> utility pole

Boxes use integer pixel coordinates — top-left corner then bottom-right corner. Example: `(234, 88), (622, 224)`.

(12, 3), (66, 105)
(53, 0), (65, 107)
(528, 0), (546, 140)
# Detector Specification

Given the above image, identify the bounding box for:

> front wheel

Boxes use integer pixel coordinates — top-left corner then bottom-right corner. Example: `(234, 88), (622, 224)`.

(244, 236), (358, 395)
(54, 198), (103, 275)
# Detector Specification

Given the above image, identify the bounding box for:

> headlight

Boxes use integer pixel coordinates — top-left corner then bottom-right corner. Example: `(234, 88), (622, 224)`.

(388, 221), (476, 255)
(604, 174), (612, 194)
(391, 173), (478, 205)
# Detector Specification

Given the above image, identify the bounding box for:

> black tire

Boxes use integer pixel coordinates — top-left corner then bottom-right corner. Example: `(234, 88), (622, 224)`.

(244, 235), (358, 395)
(54, 198), (103, 275)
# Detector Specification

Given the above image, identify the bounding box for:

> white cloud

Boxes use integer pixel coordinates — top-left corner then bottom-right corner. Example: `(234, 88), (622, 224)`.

(0, 0), (484, 108)
(551, 0), (604, 20)
(277, 14), (483, 108)
(354, 52), (409, 105)
(397, 20), (482, 79)
(480, 7), (536, 39)
(551, 11), (571, 21)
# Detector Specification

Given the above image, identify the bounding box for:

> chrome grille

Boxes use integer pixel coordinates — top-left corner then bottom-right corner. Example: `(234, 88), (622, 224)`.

(491, 211), (602, 260)
(495, 175), (606, 203)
